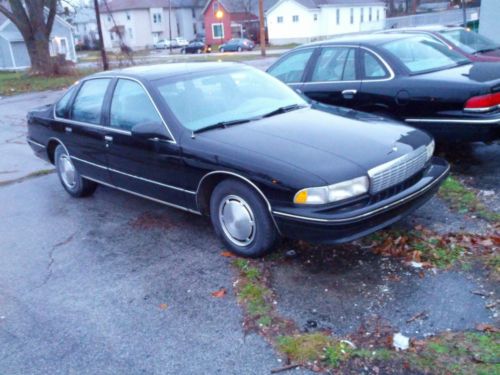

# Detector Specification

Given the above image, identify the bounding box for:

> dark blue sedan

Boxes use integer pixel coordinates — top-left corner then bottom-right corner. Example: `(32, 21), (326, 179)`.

(219, 38), (254, 52)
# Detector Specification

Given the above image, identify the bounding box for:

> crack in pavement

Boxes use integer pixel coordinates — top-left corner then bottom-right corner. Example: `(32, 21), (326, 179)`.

(0, 169), (55, 187)
(33, 232), (77, 290)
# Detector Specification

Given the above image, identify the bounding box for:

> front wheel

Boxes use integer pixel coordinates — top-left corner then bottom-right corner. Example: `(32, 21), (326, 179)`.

(55, 145), (97, 197)
(210, 179), (279, 257)
(237, 46), (242, 52)
(219, 47), (224, 53)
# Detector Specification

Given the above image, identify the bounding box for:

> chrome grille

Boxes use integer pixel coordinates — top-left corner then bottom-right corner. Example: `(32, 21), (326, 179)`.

(368, 146), (427, 194)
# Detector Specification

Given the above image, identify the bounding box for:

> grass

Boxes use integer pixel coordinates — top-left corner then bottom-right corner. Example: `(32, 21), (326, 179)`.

(408, 332), (500, 375)
(439, 175), (500, 223)
(0, 70), (95, 96)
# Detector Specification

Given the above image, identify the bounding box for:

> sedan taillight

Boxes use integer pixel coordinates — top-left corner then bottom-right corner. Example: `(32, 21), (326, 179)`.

(464, 92), (500, 112)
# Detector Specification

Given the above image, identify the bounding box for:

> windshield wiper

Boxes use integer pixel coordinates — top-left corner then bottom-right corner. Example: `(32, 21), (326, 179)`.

(262, 104), (306, 118)
(193, 118), (252, 134)
(474, 47), (498, 54)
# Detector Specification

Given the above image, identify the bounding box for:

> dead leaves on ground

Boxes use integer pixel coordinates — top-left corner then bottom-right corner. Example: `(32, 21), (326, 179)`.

(211, 287), (227, 298)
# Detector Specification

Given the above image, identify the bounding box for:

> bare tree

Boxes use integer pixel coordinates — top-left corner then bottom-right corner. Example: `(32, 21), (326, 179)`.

(0, 0), (59, 75)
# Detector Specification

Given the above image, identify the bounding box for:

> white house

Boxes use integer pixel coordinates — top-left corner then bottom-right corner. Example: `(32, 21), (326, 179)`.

(99, 0), (205, 50)
(479, 0), (500, 43)
(0, 8), (77, 70)
(71, 7), (99, 49)
(266, 0), (386, 45)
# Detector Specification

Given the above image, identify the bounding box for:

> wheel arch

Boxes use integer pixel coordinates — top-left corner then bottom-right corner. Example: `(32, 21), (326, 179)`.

(46, 137), (69, 164)
(195, 171), (280, 234)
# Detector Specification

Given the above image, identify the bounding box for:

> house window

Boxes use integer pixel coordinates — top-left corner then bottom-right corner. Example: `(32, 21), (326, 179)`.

(360, 8), (364, 23)
(107, 16), (111, 22)
(110, 32), (114, 41)
(292, 15), (299, 23)
(369, 7), (372, 22)
(313, 14), (318, 21)
(212, 23), (224, 39)
(128, 28), (133, 39)
(377, 9), (380, 21)
(277, 16), (283, 23)
(336, 9), (340, 25)
(192, 8), (196, 18)
(153, 13), (162, 23)
(350, 8), (354, 24)
(126, 12), (131, 20)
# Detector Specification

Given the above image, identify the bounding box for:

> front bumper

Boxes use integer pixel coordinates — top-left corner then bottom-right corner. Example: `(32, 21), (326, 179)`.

(272, 157), (449, 244)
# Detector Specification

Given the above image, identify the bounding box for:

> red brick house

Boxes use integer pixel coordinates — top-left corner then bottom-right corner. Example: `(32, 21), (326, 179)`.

(202, 0), (274, 44)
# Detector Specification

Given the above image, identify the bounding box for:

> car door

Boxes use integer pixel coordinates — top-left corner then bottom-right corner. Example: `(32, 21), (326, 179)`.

(59, 78), (113, 183)
(104, 78), (188, 207)
(301, 46), (362, 108)
(266, 47), (316, 92)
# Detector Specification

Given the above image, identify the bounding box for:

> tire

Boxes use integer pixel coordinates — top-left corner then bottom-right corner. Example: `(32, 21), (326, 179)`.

(220, 47), (224, 53)
(181, 48), (186, 54)
(237, 46), (242, 52)
(210, 179), (279, 257)
(55, 145), (97, 198)
(197, 48), (202, 54)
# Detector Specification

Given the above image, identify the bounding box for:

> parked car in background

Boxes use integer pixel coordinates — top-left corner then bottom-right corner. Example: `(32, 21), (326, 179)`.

(181, 41), (211, 54)
(219, 38), (255, 52)
(267, 34), (500, 142)
(380, 26), (500, 62)
(26, 63), (447, 257)
(171, 37), (189, 48)
(153, 39), (171, 49)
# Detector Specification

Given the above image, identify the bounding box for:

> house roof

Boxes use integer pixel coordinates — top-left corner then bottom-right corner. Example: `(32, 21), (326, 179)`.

(202, 0), (278, 15)
(99, 0), (205, 13)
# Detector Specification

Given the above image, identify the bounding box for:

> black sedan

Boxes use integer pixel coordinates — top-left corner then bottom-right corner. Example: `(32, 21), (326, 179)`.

(181, 41), (211, 54)
(267, 34), (500, 142)
(27, 63), (448, 257)
(219, 38), (254, 52)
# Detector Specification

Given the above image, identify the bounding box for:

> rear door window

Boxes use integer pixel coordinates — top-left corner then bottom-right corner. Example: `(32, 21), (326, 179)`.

(267, 48), (314, 83)
(310, 47), (357, 82)
(362, 50), (389, 79)
(71, 79), (111, 124)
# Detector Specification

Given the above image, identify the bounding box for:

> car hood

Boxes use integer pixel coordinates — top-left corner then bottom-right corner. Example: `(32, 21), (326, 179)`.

(194, 108), (431, 185)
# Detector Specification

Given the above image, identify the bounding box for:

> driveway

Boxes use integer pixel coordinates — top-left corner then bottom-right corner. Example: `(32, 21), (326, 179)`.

(0, 58), (498, 374)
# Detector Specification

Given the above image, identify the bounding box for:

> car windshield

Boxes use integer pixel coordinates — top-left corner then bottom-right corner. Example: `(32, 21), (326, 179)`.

(382, 36), (470, 74)
(439, 28), (500, 54)
(154, 67), (307, 132)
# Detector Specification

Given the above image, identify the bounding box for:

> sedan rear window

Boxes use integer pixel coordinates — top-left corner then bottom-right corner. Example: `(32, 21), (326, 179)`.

(382, 36), (470, 74)
(439, 29), (500, 54)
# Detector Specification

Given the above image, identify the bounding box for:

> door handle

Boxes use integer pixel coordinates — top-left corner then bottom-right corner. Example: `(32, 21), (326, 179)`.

(342, 89), (357, 98)
(65, 126), (72, 133)
(104, 135), (113, 143)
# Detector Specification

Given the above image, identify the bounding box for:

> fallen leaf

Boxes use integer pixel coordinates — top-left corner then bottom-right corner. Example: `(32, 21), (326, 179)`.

(211, 287), (227, 298)
(159, 303), (168, 310)
(220, 251), (235, 257)
(476, 323), (500, 333)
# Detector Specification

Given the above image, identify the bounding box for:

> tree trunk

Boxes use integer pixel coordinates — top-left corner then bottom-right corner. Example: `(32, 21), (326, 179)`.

(25, 36), (55, 75)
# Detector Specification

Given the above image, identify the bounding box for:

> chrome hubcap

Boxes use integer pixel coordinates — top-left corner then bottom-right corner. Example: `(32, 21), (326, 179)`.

(219, 195), (255, 246)
(59, 154), (76, 188)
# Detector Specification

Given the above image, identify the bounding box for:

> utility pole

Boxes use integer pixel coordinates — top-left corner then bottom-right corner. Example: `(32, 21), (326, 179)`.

(258, 0), (265, 56)
(168, 0), (173, 54)
(94, 0), (109, 70)
(462, 0), (467, 27)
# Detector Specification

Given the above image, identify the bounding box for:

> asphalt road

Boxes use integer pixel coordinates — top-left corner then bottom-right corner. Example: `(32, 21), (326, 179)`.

(0, 59), (498, 374)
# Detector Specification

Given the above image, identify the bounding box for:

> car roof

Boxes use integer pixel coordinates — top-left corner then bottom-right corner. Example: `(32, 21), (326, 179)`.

(303, 33), (415, 48)
(90, 62), (244, 81)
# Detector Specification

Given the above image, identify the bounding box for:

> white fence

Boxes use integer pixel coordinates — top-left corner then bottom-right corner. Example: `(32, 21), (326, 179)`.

(385, 7), (480, 29)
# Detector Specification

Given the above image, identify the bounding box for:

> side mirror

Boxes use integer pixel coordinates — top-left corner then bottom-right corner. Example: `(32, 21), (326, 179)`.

(131, 122), (170, 141)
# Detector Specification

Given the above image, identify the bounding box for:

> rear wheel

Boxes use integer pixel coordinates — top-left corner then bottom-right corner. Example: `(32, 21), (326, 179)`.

(55, 145), (97, 197)
(210, 179), (279, 257)
(197, 48), (202, 54)
(181, 48), (186, 54)
(220, 47), (224, 53)
(237, 46), (242, 52)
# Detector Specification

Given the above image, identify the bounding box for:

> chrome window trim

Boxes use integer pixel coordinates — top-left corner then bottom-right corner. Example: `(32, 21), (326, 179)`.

(53, 76), (177, 143)
(27, 139), (46, 148)
(272, 164), (450, 224)
(196, 170), (282, 235)
(81, 174), (201, 215)
(302, 45), (395, 85)
(71, 155), (196, 194)
(405, 117), (500, 124)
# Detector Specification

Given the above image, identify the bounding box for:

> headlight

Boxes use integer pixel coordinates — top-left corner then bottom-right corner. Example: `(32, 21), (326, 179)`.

(294, 176), (369, 205)
(426, 140), (435, 160)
